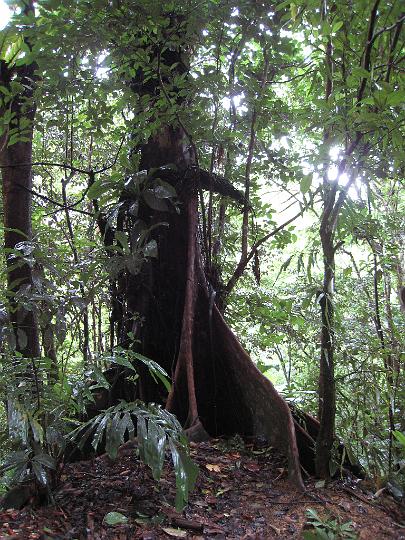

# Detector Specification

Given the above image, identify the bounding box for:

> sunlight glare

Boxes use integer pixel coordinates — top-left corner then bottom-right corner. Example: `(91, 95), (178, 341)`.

(328, 165), (338, 181)
(329, 145), (341, 161)
(0, 0), (11, 30)
(222, 93), (246, 112)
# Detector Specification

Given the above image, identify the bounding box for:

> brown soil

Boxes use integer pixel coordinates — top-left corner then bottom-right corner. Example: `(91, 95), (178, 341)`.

(0, 439), (403, 539)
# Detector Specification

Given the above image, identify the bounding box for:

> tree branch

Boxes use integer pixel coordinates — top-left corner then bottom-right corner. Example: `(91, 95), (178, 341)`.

(224, 207), (304, 296)
(16, 183), (94, 216)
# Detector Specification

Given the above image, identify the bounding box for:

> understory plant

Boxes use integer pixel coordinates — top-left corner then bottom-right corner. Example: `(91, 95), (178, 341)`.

(303, 508), (357, 540)
(67, 400), (198, 511)
(0, 344), (198, 510)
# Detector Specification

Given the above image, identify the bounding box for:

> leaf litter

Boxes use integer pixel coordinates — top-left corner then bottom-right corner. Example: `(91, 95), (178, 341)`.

(0, 439), (403, 539)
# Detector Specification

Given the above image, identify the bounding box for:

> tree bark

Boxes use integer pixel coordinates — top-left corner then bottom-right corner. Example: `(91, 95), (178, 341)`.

(107, 121), (306, 487)
(315, 230), (336, 478)
(0, 18), (40, 362)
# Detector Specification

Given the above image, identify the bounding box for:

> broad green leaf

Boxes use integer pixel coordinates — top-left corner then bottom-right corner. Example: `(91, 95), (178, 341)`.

(132, 352), (171, 392)
(143, 190), (169, 211)
(169, 440), (199, 511)
(29, 416), (44, 444)
(105, 413), (121, 459)
(332, 21), (343, 32)
(393, 431), (405, 447)
(32, 461), (47, 485)
(137, 414), (147, 461)
(91, 414), (109, 451)
(114, 231), (130, 254)
(108, 353), (136, 371)
(87, 179), (113, 200)
(32, 453), (56, 469)
(300, 174), (312, 194)
(153, 180), (177, 199)
(103, 512), (128, 525)
(387, 92), (405, 106)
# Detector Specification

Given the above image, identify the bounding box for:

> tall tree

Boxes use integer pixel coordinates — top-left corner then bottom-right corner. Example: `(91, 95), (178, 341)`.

(0, 1), (40, 363)
(84, 1), (313, 487)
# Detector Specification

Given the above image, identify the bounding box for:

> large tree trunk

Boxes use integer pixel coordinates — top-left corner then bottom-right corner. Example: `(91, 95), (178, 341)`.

(0, 23), (40, 362)
(86, 7), (322, 487)
(0, 3), (42, 452)
(111, 122), (305, 488)
(1, 138), (40, 359)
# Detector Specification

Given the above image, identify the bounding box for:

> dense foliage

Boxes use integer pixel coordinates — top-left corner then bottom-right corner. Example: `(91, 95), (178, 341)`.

(0, 0), (404, 500)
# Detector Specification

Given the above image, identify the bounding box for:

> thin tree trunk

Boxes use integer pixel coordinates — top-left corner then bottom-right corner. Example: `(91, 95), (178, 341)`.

(315, 231), (336, 477)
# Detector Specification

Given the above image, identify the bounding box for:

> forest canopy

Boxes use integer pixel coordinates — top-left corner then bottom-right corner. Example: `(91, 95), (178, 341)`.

(0, 0), (404, 508)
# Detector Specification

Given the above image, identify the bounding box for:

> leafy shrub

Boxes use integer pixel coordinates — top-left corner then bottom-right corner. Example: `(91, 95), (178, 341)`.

(303, 508), (357, 539)
(67, 400), (198, 510)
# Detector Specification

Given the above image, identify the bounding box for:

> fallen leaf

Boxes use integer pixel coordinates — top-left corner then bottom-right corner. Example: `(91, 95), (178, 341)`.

(162, 527), (188, 538)
(243, 462), (261, 472)
(216, 487), (232, 496)
(374, 487), (386, 498)
(103, 511), (128, 525)
(142, 533), (156, 540)
(206, 464), (221, 472)
(194, 500), (208, 507)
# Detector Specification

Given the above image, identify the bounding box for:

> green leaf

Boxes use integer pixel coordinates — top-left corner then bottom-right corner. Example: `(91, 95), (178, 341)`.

(169, 440), (199, 511)
(142, 419), (166, 481)
(1, 451), (29, 473)
(114, 231), (130, 254)
(153, 179), (177, 199)
(275, 0), (291, 12)
(117, 412), (134, 442)
(393, 431), (405, 447)
(105, 410), (122, 459)
(32, 461), (48, 485)
(103, 512), (128, 525)
(386, 91), (405, 106)
(300, 174), (312, 194)
(29, 416), (44, 444)
(108, 353), (136, 371)
(332, 21), (343, 32)
(137, 415), (147, 462)
(32, 453), (56, 470)
(143, 189), (169, 211)
(302, 532), (322, 540)
(132, 352), (171, 392)
(343, 267), (352, 278)
(91, 414), (109, 451)
(90, 367), (111, 390)
(143, 239), (158, 258)
(87, 179), (114, 200)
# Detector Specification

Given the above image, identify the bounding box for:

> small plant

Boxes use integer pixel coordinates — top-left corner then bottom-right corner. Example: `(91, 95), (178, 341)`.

(303, 508), (357, 539)
(67, 400), (198, 510)
(393, 431), (405, 456)
(0, 449), (55, 487)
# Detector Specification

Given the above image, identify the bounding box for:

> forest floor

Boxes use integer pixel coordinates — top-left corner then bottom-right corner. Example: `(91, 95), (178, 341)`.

(0, 438), (404, 539)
